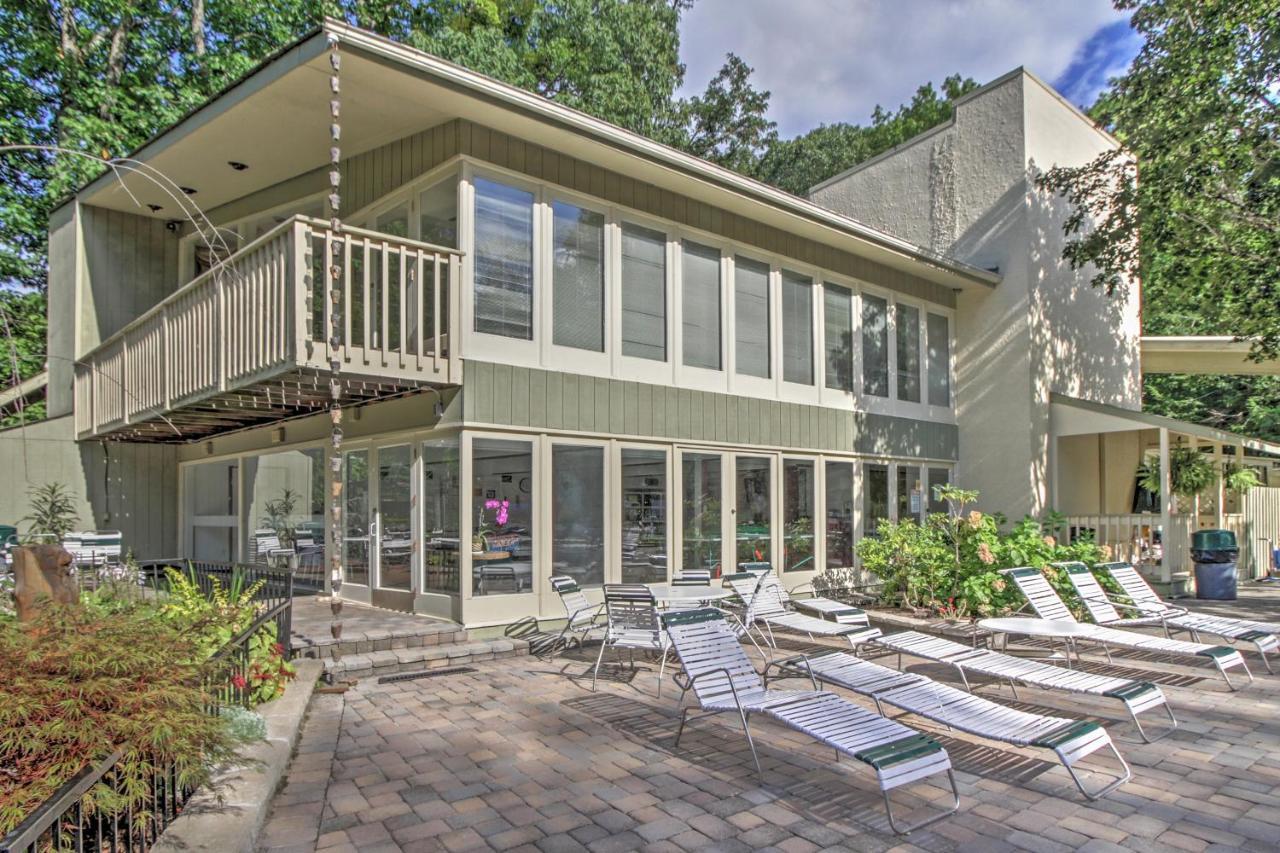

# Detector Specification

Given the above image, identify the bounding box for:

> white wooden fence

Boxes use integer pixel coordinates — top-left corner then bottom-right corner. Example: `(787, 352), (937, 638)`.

(74, 216), (462, 439)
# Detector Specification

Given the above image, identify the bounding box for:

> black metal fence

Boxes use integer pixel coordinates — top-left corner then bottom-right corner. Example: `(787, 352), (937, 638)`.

(0, 563), (295, 852)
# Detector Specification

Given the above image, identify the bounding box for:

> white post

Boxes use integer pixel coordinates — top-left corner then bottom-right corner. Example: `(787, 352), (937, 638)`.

(1215, 443), (1225, 528)
(1159, 427), (1173, 584)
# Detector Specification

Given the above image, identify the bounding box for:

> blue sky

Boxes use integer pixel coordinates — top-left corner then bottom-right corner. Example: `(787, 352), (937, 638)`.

(678, 1), (1143, 137)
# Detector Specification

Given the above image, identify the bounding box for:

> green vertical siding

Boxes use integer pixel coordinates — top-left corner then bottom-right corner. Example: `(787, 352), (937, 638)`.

(462, 361), (957, 460)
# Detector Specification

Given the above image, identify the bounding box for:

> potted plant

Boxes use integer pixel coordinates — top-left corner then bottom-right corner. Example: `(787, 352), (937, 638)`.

(1222, 462), (1261, 495)
(21, 482), (79, 542)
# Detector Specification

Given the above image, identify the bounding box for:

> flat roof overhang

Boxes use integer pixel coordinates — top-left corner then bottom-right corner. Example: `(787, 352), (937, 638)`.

(1142, 336), (1279, 376)
(70, 20), (998, 297)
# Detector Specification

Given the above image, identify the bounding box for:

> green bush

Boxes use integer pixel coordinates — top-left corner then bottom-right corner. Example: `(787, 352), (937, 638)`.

(0, 606), (239, 836)
(855, 486), (1104, 619)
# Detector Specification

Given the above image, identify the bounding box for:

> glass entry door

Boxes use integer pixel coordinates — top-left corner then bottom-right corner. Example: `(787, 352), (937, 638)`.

(678, 449), (780, 578)
(342, 443), (416, 610)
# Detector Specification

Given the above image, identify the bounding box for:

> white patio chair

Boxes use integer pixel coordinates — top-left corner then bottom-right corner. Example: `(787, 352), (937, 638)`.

(666, 570), (715, 612)
(877, 631), (1176, 743)
(549, 575), (604, 656)
(592, 584), (671, 695)
(661, 608), (959, 835)
(724, 571), (882, 649)
(1094, 561), (1279, 673)
(771, 651), (1131, 800)
(1004, 566), (1251, 689)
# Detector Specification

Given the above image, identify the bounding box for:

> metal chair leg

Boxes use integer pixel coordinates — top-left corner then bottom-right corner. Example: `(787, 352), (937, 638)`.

(591, 637), (609, 692)
(1060, 739), (1131, 801)
(881, 769), (960, 836)
(738, 710), (762, 777)
(1128, 699), (1177, 743)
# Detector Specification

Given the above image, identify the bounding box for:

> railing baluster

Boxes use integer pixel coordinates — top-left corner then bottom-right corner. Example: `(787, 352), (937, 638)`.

(342, 235), (352, 360)
(362, 238), (371, 355)
(415, 252), (424, 370)
(432, 254), (442, 375)
(398, 244), (408, 365)
(380, 241), (389, 363)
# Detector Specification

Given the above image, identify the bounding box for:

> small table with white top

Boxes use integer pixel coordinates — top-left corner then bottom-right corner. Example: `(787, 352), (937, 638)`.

(977, 617), (1101, 668)
(646, 584), (734, 607)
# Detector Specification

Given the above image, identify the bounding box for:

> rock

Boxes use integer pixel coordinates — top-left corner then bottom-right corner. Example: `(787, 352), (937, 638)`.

(11, 544), (78, 620)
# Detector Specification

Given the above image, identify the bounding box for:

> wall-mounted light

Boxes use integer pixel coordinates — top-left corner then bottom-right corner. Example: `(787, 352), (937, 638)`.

(228, 161), (249, 171)
(147, 204), (164, 212)
(180, 186), (197, 195)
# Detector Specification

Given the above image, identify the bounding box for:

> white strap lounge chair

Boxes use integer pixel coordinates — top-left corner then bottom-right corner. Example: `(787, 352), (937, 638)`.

(1095, 561), (1280, 673)
(592, 584), (672, 695)
(62, 530), (123, 568)
(734, 565), (871, 626)
(724, 572), (881, 649)
(662, 608), (959, 835)
(1004, 566), (1251, 689)
(772, 651), (1131, 800)
(550, 575), (604, 656)
(877, 631), (1175, 742)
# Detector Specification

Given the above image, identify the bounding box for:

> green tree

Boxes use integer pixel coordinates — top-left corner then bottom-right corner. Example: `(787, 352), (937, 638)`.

(0, 290), (47, 427)
(752, 75), (978, 196)
(1036, 0), (1280, 438)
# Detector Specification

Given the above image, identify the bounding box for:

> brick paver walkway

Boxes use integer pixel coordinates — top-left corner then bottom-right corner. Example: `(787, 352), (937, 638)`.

(260, 610), (1280, 851)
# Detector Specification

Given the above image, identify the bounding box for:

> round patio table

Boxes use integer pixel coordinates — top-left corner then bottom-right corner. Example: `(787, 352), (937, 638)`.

(646, 584), (734, 606)
(977, 617), (1100, 668)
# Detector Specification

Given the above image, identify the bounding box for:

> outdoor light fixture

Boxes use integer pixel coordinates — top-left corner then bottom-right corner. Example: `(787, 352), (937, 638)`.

(228, 161), (249, 171)
(146, 204), (163, 212)
(180, 186), (197, 195)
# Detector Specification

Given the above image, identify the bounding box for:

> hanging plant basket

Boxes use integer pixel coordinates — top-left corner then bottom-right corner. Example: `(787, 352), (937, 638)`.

(1138, 447), (1217, 499)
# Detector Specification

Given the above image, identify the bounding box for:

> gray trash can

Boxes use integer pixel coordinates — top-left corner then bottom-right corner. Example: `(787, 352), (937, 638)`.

(1191, 529), (1239, 601)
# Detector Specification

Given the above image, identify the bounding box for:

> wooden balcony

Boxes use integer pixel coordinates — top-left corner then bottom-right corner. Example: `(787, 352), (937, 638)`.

(74, 216), (461, 442)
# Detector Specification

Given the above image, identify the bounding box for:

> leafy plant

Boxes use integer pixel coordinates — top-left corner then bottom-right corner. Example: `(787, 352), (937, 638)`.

(20, 482), (78, 541)
(1222, 462), (1262, 495)
(1137, 447), (1218, 499)
(262, 488), (300, 548)
(0, 605), (237, 836)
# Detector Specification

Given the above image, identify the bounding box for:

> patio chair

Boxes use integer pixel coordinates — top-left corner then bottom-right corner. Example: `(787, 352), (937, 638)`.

(661, 608), (959, 835)
(1003, 566), (1251, 689)
(592, 584), (671, 695)
(724, 572), (881, 649)
(877, 631), (1176, 743)
(1095, 561), (1280, 673)
(549, 575), (604, 656)
(771, 650), (1130, 800)
(478, 564), (519, 595)
(62, 530), (123, 568)
(735, 564), (872, 627)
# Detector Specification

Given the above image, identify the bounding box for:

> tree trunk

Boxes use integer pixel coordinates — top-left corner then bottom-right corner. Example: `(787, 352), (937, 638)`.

(11, 544), (78, 621)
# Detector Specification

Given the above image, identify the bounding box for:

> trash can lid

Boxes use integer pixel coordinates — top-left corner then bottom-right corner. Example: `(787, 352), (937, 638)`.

(1192, 529), (1237, 551)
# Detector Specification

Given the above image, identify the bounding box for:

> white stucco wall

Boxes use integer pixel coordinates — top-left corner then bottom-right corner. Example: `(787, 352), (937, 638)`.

(809, 69), (1140, 520)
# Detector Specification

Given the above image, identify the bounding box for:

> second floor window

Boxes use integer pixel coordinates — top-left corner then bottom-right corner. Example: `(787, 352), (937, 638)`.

(620, 223), (667, 361)
(782, 271), (813, 385)
(896, 303), (921, 403)
(682, 241), (722, 371)
(474, 178), (534, 340)
(862, 293), (889, 397)
(734, 256), (770, 378)
(824, 285), (854, 392)
(551, 201), (605, 352)
(927, 312), (951, 407)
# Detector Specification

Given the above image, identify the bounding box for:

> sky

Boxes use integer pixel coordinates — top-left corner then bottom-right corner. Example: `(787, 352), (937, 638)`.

(677, 0), (1143, 138)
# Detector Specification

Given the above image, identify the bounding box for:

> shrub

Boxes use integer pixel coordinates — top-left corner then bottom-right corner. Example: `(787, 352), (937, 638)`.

(0, 605), (238, 836)
(856, 486), (1104, 619)
(20, 482), (79, 541)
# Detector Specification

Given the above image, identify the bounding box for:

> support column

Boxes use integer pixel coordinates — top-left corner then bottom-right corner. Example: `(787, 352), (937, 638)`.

(1159, 427), (1173, 584)
(1215, 443), (1225, 528)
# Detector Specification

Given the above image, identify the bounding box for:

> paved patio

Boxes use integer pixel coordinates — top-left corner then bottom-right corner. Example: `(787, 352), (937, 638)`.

(260, 591), (1280, 852)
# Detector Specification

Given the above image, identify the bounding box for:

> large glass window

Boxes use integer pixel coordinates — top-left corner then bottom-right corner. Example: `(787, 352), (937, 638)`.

(472, 438), (534, 595)
(377, 446), (413, 591)
(621, 223), (666, 361)
(681, 453), (722, 576)
(184, 459), (238, 564)
(419, 178), (458, 355)
(824, 285), (854, 392)
(927, 312), (951, 407)
(682, 241), (722, 370)
(552, 444), (605, 587)
(552, 202), (605, 352)
(343, 450), (370, 585)
(782, 271), (813, 385)
(736, 456), (771, 566)
(862, 294), (889, 397)
(896, 303), (921, 403)
(422, 437), (461, 594)
(864, 463), (889, 537)
(825, 461), (855, 570)
(473, 178), (534, 340)
(622, 449), (668, 583)
(783, 459), (814, 572)
(734, 256), (770, 378)
(897, 465), (922, 522)
(927, 467), (951, 514)
(243, 448), (326, 594)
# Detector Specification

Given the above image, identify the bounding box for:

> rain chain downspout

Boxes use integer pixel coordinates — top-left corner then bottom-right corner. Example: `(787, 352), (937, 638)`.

(326, 33), (345, 680)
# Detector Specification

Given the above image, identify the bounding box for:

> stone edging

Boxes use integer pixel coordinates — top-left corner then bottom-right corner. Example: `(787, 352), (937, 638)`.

(153, 659), (324, 853)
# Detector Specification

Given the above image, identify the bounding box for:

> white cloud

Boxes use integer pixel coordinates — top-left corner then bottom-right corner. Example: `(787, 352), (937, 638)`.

(678, 0), (1131, 136)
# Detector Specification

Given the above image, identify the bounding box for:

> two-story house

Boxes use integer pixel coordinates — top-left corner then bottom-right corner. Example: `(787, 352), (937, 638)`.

(4, 19), (1276, 623)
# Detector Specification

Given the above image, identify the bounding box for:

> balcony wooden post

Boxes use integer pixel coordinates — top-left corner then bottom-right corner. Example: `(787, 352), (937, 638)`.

(1159, 427), (1173, 583)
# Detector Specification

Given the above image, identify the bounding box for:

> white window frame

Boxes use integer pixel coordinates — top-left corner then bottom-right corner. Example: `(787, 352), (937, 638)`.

(611, 212), (676, 386)
(542, 188), (613, 374)
(611, 441), (674, 584)
(776, 264), (822, 405)
(673, 234), (731, 394)
(728, 248), (777, 400)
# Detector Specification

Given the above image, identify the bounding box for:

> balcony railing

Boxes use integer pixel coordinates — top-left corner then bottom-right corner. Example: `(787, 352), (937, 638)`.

(74, 216), (461, 440)
(1063, 513), (1192, 577)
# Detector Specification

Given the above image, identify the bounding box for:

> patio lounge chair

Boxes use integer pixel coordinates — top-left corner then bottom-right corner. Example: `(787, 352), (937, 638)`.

(876, 631), (1176, 742)
(593, 584), (671, 694)
(725, 571), (881, 649)
(661, 608), (959, 835)
(737, 563), (872, 626)
(550, 575), (604, 656)
(1095, 561), (1280, 673)
(771, 650), (1131, 800)
(1004, 566), (1251, 689)
(62, 530), (123, 568)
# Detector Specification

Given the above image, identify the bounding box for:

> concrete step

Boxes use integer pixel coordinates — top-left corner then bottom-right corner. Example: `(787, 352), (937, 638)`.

(321, 636), (529, 681)
(293, 621), (466, 660)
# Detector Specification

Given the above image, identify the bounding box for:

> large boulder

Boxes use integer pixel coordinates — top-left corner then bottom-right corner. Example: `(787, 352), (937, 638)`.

(11, 544), (78, 620)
